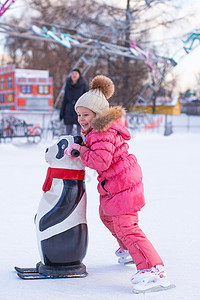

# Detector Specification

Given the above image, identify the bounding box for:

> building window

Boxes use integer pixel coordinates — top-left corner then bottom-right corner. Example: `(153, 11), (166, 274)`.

(8, 76), (13, 89)
(0, 77), (5, 90)
(0, 94), (5, 103)
(21, 85), (32, 93)
(7, 94), (14, 103)
(38, 85), (49, 94)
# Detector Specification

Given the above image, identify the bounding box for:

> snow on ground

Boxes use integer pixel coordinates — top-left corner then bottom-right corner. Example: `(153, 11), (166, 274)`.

(0, 122), (200, 299)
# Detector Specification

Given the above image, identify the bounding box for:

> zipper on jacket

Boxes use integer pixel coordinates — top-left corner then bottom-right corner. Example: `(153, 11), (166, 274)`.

(101, 179), (110, 198)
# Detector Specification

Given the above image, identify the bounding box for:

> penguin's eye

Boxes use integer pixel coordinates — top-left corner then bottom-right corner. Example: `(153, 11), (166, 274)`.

(56, 139), (69, 159)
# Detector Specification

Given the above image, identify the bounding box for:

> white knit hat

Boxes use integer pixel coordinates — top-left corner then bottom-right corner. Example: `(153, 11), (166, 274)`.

(75, 75), (115, 114)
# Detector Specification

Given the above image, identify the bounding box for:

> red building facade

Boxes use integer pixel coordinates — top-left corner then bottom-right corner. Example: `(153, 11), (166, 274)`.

(0, 64), (54, 110)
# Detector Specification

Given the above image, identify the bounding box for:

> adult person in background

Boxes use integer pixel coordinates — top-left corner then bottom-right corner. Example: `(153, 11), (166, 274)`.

(60, 69), (89, 135)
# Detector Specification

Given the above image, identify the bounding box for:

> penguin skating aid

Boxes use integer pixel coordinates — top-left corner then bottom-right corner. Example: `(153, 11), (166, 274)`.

(15, 136), (88, 279)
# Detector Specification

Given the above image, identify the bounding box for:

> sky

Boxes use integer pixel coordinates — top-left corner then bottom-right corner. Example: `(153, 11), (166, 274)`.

(167, 0), (200, 91)
(1, 0), (200, 92)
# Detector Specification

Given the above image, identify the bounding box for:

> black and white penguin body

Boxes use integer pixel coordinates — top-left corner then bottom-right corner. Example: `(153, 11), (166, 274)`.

(35, 136), (88, 267)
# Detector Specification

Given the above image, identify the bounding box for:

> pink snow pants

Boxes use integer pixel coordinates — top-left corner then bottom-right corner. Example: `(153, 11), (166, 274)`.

(99, 207), (163, 270)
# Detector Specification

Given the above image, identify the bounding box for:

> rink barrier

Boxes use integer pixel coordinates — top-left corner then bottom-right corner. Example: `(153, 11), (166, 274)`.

(0, 115), (42, 143)
(0, 110), (200, 143)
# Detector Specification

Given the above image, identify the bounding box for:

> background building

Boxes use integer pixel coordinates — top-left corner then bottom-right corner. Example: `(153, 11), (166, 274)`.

(0, 64), (53, 110)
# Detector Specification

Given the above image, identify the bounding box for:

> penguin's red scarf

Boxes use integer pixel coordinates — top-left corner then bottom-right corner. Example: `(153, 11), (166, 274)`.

(42, 167), (85, 192)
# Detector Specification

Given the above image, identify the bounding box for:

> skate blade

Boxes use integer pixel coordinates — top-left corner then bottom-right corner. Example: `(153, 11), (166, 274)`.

(132, 283), (176, 294)
(118, 257), (135, 265)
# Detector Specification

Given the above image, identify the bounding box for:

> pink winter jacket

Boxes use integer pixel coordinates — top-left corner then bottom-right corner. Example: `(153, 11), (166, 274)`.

(79, 106), (145, 216)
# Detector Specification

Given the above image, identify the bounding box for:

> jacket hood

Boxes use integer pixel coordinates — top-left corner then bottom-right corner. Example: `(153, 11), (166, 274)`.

(92, 106), (130, 140)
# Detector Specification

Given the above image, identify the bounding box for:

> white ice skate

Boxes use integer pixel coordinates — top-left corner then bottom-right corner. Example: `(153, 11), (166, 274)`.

(115, 247), (134, 265)
(131, 265), (176, 294)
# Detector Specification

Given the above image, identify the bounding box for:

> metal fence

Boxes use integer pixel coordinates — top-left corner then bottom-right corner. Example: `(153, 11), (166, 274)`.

(0, 110), (59, 142)
(0, 110), (199, 143)
(127, 113), (200, 135)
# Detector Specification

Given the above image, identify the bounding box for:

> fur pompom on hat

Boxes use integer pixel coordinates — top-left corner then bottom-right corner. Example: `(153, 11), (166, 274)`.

(75, 75), (115, 114)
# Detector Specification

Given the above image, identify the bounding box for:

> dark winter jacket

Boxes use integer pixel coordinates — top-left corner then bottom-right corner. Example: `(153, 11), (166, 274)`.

(60, 77), (89, 125)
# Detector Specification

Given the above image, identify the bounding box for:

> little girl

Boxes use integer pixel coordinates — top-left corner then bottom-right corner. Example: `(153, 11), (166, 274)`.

(65, 75), (174, 293)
